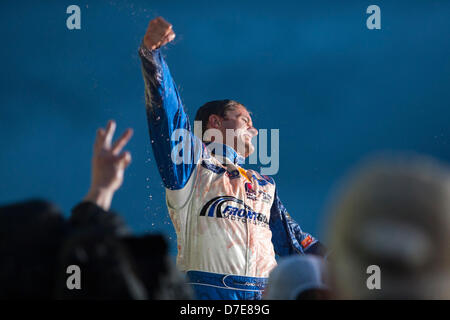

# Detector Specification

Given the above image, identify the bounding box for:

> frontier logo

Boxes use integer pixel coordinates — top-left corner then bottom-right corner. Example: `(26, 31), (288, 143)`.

(199, 196), (269, 228)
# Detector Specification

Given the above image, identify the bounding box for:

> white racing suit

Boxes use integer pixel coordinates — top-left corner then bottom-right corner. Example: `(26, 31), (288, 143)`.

(139, 44), (325, 300)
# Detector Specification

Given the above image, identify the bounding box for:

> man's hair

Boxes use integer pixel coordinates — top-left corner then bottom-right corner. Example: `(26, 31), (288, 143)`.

(0, 199), (66, 298)
(194, 99), (244, 137)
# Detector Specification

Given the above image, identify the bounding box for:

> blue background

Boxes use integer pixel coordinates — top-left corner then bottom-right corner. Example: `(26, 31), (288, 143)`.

(1, 1), (449, 255)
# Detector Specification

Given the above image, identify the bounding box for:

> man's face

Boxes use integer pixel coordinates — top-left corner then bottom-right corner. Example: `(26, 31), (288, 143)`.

(217, 105), (258, 158)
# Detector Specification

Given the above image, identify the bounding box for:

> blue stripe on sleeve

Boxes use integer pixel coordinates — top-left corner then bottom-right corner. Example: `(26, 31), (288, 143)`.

(140, 46), (203, 190)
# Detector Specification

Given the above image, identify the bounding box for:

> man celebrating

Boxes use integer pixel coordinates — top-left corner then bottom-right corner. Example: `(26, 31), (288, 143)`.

(139, 17), (325, 300)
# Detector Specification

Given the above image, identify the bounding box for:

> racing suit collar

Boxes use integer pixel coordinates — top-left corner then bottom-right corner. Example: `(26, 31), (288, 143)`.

(205, 142), (245, 165)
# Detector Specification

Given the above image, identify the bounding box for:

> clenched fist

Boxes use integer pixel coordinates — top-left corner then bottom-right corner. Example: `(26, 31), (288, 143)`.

(143, 16), (176, 51)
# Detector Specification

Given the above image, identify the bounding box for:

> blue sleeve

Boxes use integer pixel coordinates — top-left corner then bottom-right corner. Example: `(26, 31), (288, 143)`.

(269, 187), (326, 257)
(139, 44), (203, 190)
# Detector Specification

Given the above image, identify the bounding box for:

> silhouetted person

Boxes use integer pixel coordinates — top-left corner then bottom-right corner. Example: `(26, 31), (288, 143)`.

(0, 121), (191, 299)
(0, 200), (66, 298)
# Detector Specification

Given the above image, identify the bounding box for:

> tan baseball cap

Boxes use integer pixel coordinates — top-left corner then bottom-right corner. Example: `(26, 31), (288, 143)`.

(325, 154), (450, 299)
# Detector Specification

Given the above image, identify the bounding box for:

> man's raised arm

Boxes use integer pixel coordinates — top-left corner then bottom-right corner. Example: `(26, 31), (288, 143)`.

(139, 17), (202, 191)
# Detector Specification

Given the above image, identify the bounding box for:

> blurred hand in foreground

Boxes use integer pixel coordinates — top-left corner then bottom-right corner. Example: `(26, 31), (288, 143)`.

(84, 120), (133, 210)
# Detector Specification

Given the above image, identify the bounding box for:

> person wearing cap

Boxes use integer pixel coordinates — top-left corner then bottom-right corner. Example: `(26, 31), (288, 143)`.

(326, 155), (450, 299)
(264, 255), (330, 300)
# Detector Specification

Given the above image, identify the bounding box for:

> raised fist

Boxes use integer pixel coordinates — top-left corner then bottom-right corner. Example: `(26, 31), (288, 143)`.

(143, 17), (176, 51)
